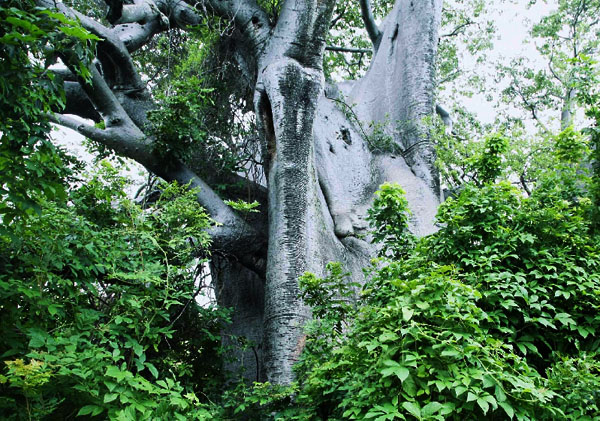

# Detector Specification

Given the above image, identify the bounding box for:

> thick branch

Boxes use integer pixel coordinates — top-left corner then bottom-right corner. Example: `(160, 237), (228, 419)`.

(39, 0), (146, 91)
(51, 111), (266, 259)
(62, 81), (101, 121)
(511, 80), (552, 135)
(155, 0), (203, 28)
(73, 13), (145, 89)
(185, 0), (271, 57)
(113, 20), (164, 52)
(50, 113), (112, 141)
(51, 65), (265, 261)
(41, 0), (267, 267)
(359, 0), (382, 52)
(111, 0), (203, 51)
(69, 63), (140, 131)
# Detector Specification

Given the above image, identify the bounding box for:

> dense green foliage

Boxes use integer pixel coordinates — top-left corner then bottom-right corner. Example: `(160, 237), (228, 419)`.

(224, 97), (600, 419)
(0, 162), (232, 420)
(0, 0), (98, 223)
(0, 5), (230, 418)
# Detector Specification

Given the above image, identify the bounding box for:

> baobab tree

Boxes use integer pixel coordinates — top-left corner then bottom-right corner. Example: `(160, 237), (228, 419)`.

(40, 0), (443, 384)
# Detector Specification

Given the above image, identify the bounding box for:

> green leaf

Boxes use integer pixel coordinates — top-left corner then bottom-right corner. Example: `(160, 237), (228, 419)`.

(146, 362), (158, 379)
(421, 401), (443, 416)
(28, 329), (47, 348)
(439, 402), (456, 415)
(381, 360), (410, 381)
(454, 386), (467, 397)
(498, 401), (514, 419)
(104, 393), (118, 403)
(494, 385), (507, 402)
(106, 365), (120, 378)
(105, 365), (131, 381)
(402, 307), (414, 321)
(402, 401), (421, 419)
(77, 405), (104, 417)
(58, 25), (101, 41)
(441, 348), (460, 357)
(104, 381), (117, 392)
(47, 304), (59, 316)
(476, 397), (489, 414)
(554, 312), (575, 326)
(577, 326), (590, 338)
(482, 374), (495, 388)
(379, 332), (399, 342)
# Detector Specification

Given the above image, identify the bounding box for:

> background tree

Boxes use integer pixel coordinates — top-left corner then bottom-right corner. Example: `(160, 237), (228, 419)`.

(434, 0), (600, 196)
(497, 0), (600, 132)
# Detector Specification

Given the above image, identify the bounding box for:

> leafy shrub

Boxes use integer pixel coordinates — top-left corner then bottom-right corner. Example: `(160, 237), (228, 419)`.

(546, 353), (600, 420)
(230, 124), (600, 420)
(0, 163), (227, 420)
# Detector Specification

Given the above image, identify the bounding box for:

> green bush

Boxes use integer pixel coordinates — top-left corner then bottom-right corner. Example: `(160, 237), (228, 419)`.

(230, 123), (600, 420)
(0, 163), (227, 420)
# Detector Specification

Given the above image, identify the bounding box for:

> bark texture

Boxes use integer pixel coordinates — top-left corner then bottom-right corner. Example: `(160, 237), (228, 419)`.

(44, 0), (443, 385)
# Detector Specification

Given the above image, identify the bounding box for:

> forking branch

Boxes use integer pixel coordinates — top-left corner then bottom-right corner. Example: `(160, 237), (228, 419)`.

(41, 0), (267, 266)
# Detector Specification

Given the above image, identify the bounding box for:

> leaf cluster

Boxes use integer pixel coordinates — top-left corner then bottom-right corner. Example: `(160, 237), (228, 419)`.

(0, 162), (229, 420)
(0, 0), (98, 224)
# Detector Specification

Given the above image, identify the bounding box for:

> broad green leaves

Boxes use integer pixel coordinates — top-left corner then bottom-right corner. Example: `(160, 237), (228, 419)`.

(0, 163), (226, 419)
(0, 1), (98, 226)
(231, 129), (600, 419)
(367, 182), (415, 259)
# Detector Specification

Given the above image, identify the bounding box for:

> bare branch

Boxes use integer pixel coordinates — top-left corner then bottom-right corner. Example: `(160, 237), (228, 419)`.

(513, 82), (552, 135)
(440, 19), (472, 38)
(520, 172), (532, 196)
(359, 0), (382, 51)
(49, 113), (107, 140)
(435, 103), (453, 134)
(330, 3), (347, 28)
(326, 46), (372, 54)
(548, 54), (566, 85)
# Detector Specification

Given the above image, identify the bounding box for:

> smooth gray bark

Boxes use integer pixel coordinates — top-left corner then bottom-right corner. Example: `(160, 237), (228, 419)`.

(349, 0), (443, 196)
(254, 0), (442, 384)
(44, 0), (443, 385)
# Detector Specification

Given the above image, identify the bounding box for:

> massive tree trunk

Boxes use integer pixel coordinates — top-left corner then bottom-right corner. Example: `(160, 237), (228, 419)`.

(43, 0), (442, 384)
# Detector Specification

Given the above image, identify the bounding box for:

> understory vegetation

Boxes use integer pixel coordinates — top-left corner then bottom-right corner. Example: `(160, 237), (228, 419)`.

(224, 101), (600, 420)
(3, 83), (600, 420)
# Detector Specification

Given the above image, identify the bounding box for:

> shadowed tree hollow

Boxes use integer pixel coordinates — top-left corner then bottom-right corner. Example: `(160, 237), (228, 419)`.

(40, 0), (443, 384)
